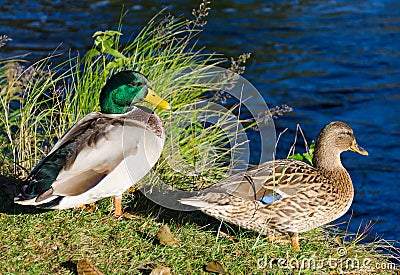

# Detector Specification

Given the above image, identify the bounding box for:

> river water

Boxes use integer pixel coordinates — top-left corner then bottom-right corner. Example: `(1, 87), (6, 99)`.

(1, 0), (399, 242)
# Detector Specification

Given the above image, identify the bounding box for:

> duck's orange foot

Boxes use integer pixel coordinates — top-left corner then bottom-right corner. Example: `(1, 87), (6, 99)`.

(290, 233), (300, 251)
(113, 196), (123, 217)
(268, 234), (300, 251)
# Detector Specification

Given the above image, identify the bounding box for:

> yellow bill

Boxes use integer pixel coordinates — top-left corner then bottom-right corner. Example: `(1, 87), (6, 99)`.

(144, 88), (171, 110)
(349, 141), (368, 156)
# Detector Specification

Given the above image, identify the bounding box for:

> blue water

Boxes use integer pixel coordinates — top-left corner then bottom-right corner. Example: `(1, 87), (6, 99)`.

(1, 1), (399, 241)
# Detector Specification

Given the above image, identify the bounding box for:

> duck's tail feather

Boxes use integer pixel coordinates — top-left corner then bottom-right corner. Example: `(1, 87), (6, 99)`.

(14, 193), (63, 209)
(0, 175), (21, 199)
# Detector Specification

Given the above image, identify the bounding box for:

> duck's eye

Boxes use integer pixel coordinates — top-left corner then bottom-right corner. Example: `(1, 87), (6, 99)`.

(337, 131), (352, 140)
(131, 82), (140, 87)
(341, 131), (352, 137)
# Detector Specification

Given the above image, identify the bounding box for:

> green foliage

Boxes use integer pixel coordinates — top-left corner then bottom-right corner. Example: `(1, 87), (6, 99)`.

(83, 30), (126, 71)
(288, 141), (315, 166)
(91, 30), (125, 59)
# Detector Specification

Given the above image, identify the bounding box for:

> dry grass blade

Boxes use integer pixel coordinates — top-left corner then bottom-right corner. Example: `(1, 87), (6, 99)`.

(333, 235), (344, 247)
(77, 258), (104, 275)
(120, 212), (138, 220)
(74, 203), (97, 213)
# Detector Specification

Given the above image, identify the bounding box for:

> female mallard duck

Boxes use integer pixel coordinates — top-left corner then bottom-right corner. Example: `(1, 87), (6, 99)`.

(180, 121), (368, 250)
(14, 71), (170, 216)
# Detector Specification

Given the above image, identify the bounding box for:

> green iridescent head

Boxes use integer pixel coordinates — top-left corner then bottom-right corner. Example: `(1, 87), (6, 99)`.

(99, 70), (170, 114)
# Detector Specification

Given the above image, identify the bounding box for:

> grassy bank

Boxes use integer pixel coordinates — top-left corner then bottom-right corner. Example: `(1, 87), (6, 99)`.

(0, 2), (398, 274)
(0, 192), (396, 274)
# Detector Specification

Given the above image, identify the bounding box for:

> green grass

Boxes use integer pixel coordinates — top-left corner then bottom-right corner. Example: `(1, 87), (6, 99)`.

(0, 193), (397, 274)
(0, 2), (398, 274)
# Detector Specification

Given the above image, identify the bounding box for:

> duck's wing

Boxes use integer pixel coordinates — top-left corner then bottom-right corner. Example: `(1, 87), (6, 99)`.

(47, 112), (103, 155)
(15, 112), (147, 204)
(252, 159), (323, 200)
(16, 112), (102, 201)
(179, 160), (328, 234)
(200, 159), (322, 201)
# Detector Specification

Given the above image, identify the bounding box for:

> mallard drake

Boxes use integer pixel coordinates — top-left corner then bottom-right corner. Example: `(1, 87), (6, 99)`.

(14, 71), (170, 216)
(179, 121), (368, 250)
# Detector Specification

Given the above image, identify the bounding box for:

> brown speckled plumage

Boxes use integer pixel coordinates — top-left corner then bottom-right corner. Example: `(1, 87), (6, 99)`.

(180, 121), (368, 249)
